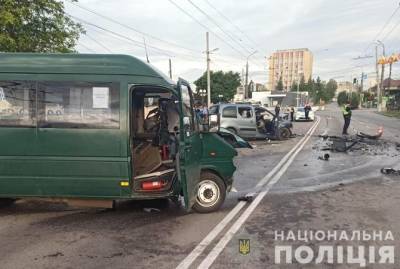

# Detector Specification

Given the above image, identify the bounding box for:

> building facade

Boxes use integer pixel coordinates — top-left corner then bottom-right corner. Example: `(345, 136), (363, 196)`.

(268, 48), (313, 91)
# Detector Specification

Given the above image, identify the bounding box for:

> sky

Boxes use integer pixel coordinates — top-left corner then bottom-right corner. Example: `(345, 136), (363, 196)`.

(65, 0), (400, 87)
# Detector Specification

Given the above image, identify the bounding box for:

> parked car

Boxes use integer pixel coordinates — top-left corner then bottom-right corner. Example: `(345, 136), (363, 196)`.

(209, 104), (293, 140)
(295, 107), (315, 121)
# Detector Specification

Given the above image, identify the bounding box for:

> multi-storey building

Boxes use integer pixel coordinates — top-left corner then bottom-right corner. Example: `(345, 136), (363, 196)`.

(268, 48), (313, 91)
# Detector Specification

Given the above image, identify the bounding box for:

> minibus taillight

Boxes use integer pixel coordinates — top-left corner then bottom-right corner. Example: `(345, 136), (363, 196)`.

(141, 180), (167, 191)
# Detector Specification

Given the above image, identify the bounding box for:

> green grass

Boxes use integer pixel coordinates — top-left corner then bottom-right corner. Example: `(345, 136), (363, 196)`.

(379, 111), (400, 119)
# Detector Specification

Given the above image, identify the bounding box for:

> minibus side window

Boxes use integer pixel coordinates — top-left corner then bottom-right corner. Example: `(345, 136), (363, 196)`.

(37, 81), (120, 129)
(0, 81), (36, 127)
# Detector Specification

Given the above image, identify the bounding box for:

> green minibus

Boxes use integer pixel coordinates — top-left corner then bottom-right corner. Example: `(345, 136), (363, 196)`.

(0, 53), (237, 213)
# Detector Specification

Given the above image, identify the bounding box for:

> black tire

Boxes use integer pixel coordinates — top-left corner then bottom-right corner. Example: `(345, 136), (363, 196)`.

(193, 172), (226, 213)
(226, 127), (237, 135)
(0, 198), (16, 208)
(279, 127), (291, 140)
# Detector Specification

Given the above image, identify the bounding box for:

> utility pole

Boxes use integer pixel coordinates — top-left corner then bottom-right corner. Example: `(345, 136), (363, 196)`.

(143, 37), (150, 63)
(296, 76), (300, 107)
(378, 41), (386, 93)
(375, 44), (382, 112)
(205, 32), (219, 107)
(168, 59), (172, 79)
(245, 62), (249, 99)
(245, 51), (257, 100)
(206, 32), (211, 107)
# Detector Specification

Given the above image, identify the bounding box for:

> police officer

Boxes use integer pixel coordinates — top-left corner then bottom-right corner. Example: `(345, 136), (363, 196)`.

(341, 103), (352, 135)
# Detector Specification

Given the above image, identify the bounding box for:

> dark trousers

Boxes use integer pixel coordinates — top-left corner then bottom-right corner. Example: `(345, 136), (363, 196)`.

(290, 112), (294, 121)
(343, 117), (351, 134)
(305, 111), (309, 120)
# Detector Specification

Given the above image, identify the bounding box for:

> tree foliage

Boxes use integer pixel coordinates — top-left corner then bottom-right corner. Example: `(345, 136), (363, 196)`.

(337, 91), (348, 106)
(0, 0), (84, 52)
(194, 71), (241, 103)
(276, 76), (284, 91)
(337, 91), (360, 108)
(290, 75), (307, 92)
(307, 77), (338, 104)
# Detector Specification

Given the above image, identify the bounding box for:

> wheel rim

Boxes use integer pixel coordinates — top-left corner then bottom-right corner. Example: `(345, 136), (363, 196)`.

(196, 180), (220, 208)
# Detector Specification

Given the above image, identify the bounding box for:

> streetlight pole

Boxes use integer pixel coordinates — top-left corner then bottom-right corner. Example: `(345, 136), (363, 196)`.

(205, 32), (218, 107)
(296, 76), (300, 107)
(245, 51), (257, 99)
(376, 40), (385, 112)
(206, 32), (211, 108)
(375, 45), (381, 111)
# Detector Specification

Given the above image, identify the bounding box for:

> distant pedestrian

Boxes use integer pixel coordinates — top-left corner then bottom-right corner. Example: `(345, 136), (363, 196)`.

(341, 103), (352, 135)
(290, 107), (295, 122)
(304, 104), (312, 120)
(274, 104), (281, 117)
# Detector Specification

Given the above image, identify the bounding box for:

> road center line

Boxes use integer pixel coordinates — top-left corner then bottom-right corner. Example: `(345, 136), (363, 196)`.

(197, 117), (320, 269)
(176, 119), (320, 269)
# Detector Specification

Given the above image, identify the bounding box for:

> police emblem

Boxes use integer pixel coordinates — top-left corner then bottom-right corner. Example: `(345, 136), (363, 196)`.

(239, 239), (250, 255)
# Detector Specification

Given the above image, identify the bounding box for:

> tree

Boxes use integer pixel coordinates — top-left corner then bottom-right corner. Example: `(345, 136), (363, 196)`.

(311, 77), (324, 104)
(299, 76), (307, 92)
(290, 75), (307, 92)
(290, 81), (298, 92)
(194, 71), (241, 103)
(0, 0), (84, 53)
(337, 91), (360, 108)
(276, 76), (284, 91)
(325, 79), (338, 102)
(337, 91), (348, 106)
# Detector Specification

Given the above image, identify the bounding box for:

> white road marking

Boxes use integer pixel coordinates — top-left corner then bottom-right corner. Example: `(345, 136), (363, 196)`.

(197, 117), (321, 269)
(176, 118), (321, 269)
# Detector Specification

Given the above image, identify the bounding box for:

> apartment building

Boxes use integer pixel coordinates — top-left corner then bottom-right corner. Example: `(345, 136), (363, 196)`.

(268, 48), (313, 91)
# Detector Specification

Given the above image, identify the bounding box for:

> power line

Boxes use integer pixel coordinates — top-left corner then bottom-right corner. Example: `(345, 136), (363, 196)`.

(66, 0), (202, 55)
(201, 0), (259, 51)
(186, 0), (253, 56)
(186, 0), (265, 69)
(68, 14), (200, 60)
(363, 3), (400, 52)
(382, 17), (400, 41)
(84, 32), (113, 53)
(167, 0), (247, 59)
(77, 42), (96, 53)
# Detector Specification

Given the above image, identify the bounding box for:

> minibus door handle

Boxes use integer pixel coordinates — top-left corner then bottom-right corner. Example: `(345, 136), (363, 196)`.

(185, 145), (192, 150)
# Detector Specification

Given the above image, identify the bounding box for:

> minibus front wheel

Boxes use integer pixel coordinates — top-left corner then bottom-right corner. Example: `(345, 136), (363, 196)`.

(193, 172), (226, 213)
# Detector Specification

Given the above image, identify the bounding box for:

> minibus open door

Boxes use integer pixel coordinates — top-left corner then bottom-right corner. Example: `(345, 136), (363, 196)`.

(177, 79), (202, 210)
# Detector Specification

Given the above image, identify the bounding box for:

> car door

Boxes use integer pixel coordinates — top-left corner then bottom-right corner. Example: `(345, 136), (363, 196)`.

(177, 79), (202, 210)
(237, 106), (257, 137)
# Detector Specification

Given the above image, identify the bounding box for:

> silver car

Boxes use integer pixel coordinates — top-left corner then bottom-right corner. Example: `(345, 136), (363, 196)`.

(209, 104), (293, 140)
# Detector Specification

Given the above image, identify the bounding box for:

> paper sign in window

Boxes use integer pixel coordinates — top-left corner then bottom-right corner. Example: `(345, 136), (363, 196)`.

(93, 87), (109, 108)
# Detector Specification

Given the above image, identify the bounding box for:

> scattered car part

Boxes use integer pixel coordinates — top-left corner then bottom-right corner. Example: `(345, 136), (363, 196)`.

(318, 153), (330, 161)
(381, 168), (400, 175)
(357, 127), (383, 140)
(238, 193), (255, 202)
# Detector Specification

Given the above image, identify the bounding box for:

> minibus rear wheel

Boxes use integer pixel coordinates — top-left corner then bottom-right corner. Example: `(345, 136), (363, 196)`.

(193, 172), (226, 213)
(0, 198), (16, 208)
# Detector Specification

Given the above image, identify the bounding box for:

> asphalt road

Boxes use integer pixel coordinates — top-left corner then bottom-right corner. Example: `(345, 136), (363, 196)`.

(0, 105), (399, 269)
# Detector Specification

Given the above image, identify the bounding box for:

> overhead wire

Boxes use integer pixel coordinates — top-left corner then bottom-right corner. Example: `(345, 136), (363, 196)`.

(185, 0), (265, 69)
(77, 42), (96, 53)
(201, 0), (259, 51)
(84, 32), (113, 53)
(362, 3), (400, 53)
(66, 0), (202, 55)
